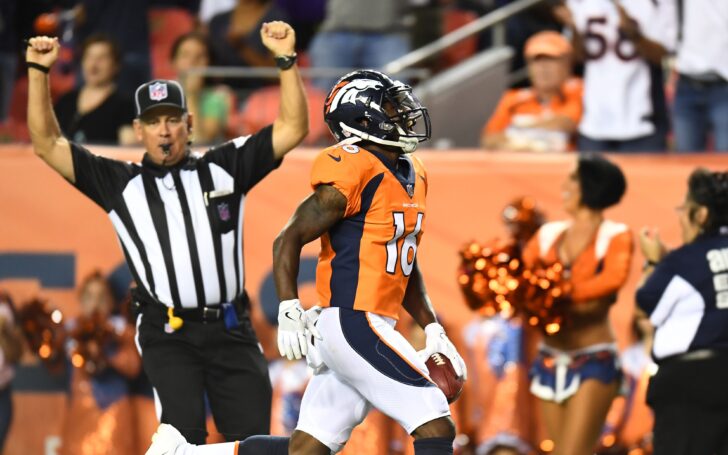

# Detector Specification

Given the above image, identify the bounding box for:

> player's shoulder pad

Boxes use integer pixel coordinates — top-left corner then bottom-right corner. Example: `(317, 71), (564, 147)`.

(409, 153), (428, 178)
(316, 143), (375, 168)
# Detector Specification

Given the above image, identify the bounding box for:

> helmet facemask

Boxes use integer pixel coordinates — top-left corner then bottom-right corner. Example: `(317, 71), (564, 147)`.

(326, 71), (431, 153)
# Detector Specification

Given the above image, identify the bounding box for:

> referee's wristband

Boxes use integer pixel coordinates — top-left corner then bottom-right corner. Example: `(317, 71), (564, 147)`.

(26, 61), (50, 74)
(274, 53), (297, 71)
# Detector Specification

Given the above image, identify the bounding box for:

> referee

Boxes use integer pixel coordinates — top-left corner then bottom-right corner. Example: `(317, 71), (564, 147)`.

(25, 22), (308, 444)
(636, 169), (728, 455)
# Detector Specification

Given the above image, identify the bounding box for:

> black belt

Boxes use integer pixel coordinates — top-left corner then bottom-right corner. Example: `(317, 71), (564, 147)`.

(131, 288), (249, 324)
(659, 348), (728, 365)
(679, 73), (728, 88)
(175, 306), (223, 323)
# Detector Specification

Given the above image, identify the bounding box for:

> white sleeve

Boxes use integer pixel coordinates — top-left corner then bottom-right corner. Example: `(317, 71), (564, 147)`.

(641, 0), (678, 51)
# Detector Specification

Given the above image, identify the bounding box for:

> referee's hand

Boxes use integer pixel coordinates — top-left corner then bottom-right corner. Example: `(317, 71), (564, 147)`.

(26, 36), (60, 69)
(261, 21), (296, 57)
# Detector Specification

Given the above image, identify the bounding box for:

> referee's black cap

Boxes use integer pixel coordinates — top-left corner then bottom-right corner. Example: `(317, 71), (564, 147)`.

(134, 79), (187, 118)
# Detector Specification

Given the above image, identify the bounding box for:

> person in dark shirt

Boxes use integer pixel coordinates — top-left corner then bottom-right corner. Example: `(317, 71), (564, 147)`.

(207, 0), (288, 90)
(54, 34), (135, 145)
(74, 0), (151, 93)
(637, 168), (728, 455)
(0, 0), (19, 122)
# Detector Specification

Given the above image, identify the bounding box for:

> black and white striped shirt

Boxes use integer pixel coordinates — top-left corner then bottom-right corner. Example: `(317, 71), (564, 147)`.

(70, 126), (278, 309)
(637, 231), (728, 361)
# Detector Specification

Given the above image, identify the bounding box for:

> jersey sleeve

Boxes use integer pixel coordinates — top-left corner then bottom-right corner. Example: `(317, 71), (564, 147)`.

(639, 0), (678, 51)
(310, 150), (366, 217)
(636, 258), (680, 325)
(571, 230), (634, 302)
(203, 125), (277, 193)
(70, 142), (135, 212)
(485, 91), (516, 135)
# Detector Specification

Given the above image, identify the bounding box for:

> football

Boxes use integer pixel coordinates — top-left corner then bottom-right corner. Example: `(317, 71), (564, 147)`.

(425, 352), (464, 403)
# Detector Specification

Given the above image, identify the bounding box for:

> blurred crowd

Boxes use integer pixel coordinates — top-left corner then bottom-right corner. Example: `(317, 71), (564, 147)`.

(1, 0), (725, 152)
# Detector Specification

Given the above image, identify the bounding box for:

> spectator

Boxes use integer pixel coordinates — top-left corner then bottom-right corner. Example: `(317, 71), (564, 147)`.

(0, 292), (22, 454)
(481, 31), (582, 153)
(636, 169), (728, 454)
(75, 0), (152, 93)
(171, 31), (232, 144)
(672, 0), (728, 153)
(54, 34), (136, 145)
(0, 0), (19, 122)
(208, 0), (288, 90)
(554, 0), (677, 152)
(60, 271), (142, 455)
(198, 0), (235, 26)
(499, 0), (564, 82)
(273, 0), (325, 52)
(308, 0), (411, 91)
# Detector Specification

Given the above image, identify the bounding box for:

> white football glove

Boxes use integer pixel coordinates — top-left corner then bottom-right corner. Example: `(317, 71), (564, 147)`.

(419, 322), (468, 380)
(303, 306), (327, 374)
(277, 299), (321, 360)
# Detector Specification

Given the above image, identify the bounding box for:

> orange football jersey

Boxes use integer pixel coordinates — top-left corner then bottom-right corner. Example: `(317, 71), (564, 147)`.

(310, 143), (428, 319)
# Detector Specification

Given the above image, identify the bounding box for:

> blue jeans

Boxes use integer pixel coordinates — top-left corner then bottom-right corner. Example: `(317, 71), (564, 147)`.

(0, 53), (18, 122)
(577, 131), (667, 153)
(308, 31), (410, 91)
(673, 76), (728, 153)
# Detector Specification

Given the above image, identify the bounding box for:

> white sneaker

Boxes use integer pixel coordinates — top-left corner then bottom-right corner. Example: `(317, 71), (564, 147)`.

(146, 423), (187, 455)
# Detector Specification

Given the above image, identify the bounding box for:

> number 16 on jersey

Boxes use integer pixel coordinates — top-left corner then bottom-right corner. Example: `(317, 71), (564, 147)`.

(386, 212), (424, 276)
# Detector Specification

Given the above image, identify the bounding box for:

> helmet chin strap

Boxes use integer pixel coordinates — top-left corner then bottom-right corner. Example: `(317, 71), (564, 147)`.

(339, 122), (418, 153)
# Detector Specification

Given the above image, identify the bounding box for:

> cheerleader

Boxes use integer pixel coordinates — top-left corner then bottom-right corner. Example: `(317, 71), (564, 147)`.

(60, 271), (142, 455)
(522, 154), (633, 455)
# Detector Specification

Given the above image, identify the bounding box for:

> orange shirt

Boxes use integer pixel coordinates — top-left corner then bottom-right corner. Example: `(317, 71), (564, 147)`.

(311, 144), (428, 319)
(522, 220), (633, 302)
(484, 78), (584, 135)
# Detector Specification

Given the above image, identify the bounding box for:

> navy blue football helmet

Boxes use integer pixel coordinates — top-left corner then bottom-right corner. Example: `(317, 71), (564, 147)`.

(323, 69), (431, 153)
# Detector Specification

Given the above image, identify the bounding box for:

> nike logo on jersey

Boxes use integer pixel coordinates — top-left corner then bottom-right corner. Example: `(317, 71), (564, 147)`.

(327, 154), (342, 162)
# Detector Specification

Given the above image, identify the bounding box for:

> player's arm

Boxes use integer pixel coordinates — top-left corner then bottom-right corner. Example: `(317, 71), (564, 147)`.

(273, 184), (346, 300)
(402, 261), (437, 328)
(616, 4), (668, 64)
(405, 261), (468, 379)
(260, 21), (309, 160)
(552, 3), (586, 62)
(26, 36), (75, 182)
(272, 184), (345, 359)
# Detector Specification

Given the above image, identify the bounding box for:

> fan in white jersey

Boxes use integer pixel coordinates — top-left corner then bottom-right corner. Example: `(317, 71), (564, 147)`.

(553, 0), (677, 152)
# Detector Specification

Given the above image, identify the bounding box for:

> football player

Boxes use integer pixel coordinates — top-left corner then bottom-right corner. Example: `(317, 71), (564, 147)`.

(275, 69), (466, 455)
(145, 69), (467, 455)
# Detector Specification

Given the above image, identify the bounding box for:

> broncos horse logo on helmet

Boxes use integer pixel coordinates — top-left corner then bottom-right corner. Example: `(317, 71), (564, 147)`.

(323, 69), (431, 153)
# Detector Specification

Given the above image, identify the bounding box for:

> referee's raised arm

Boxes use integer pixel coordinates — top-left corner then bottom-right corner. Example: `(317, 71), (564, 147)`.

(25, 36), (75, 183)
(260, 21), (309, 159)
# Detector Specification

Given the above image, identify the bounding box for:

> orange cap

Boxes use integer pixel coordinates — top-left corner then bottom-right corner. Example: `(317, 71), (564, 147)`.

(524, 31), (572, 58)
